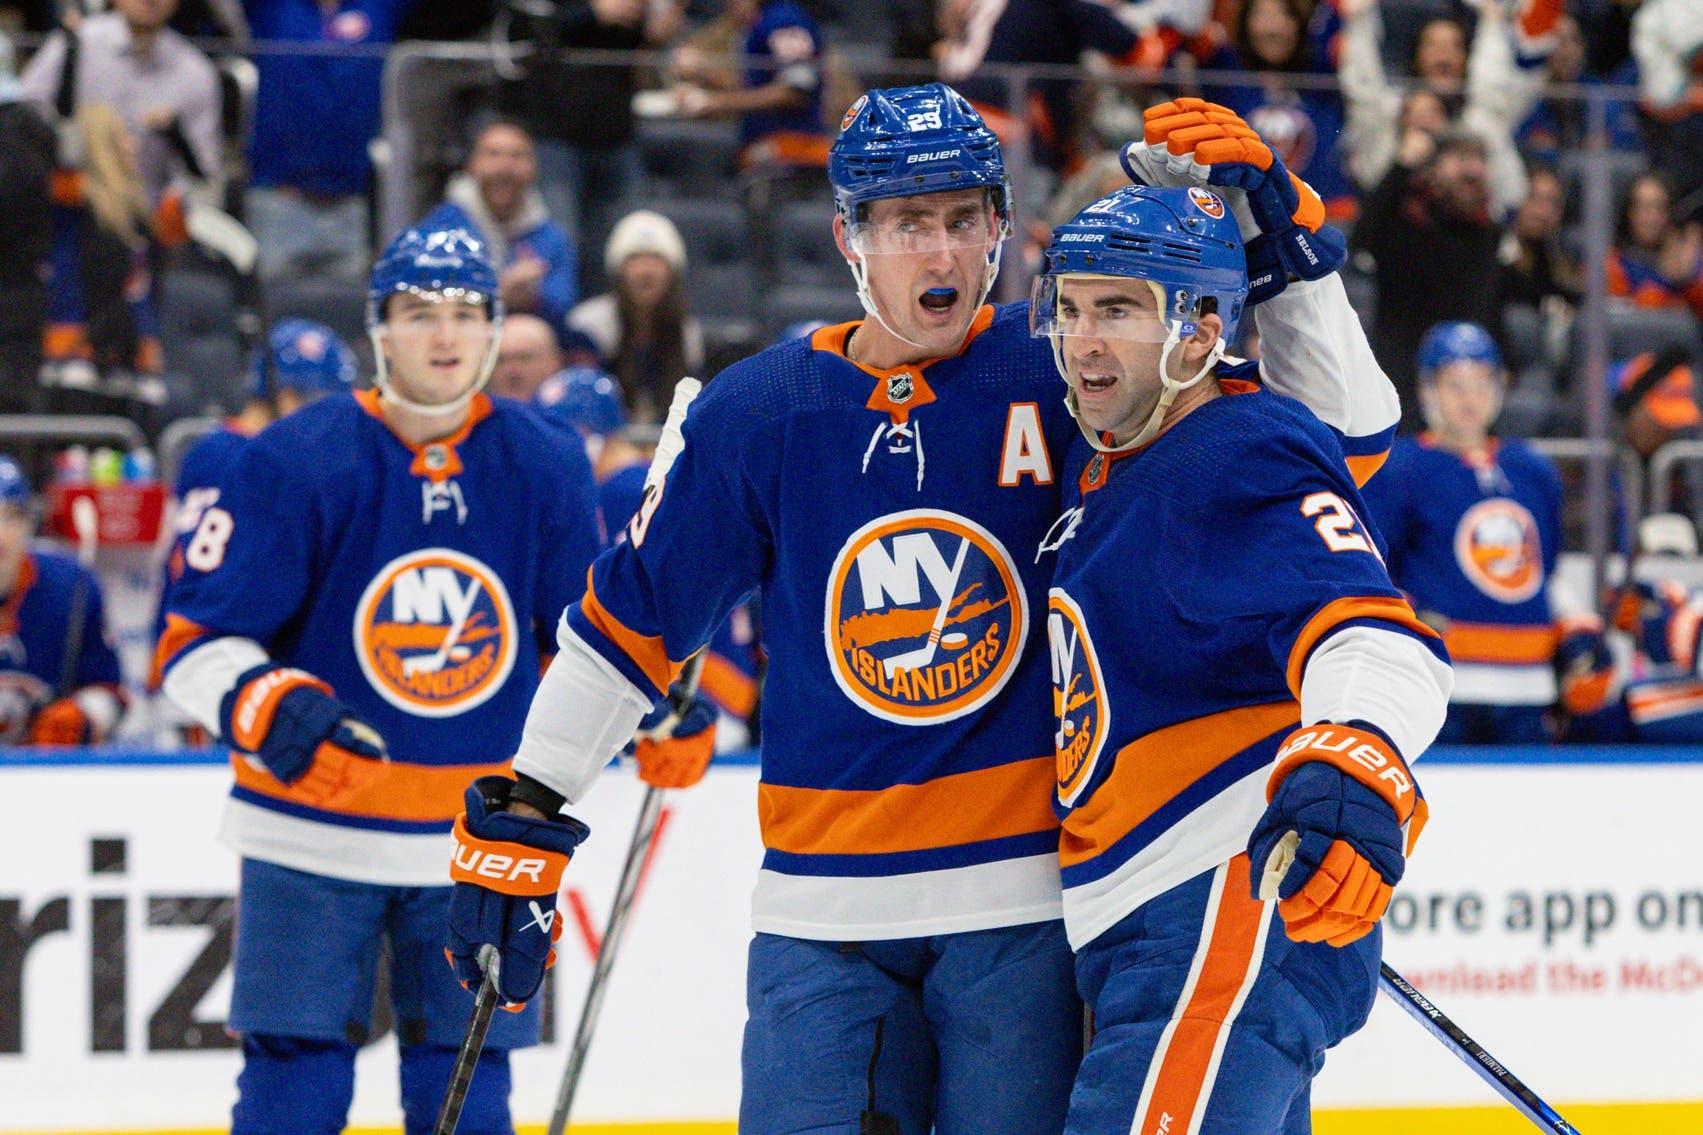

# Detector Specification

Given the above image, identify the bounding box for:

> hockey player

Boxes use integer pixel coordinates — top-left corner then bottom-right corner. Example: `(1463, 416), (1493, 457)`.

(0, 454), (124, 745)
(445, 86), (1395, 1133)
(1031, 171), (1451, 1134)
(153, 225), (606, 1135)
(1360, 321), (1611, 742)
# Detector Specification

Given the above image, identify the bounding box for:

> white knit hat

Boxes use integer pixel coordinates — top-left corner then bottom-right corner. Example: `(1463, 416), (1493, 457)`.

(603, 209), (687, 277)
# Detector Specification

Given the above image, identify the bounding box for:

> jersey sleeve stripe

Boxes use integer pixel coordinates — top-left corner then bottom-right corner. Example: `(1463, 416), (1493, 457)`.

(1337, 422), (1396, 487)
(1285, 595), (1440, 698)
(152, 611), (214, 685)
(230, 751), (511, 825)
(574, 572), (680, 695)
(1441, 621), (1559, 665)
(700, 651), (759, 718)
(759, 754), (1059, 859)
(1060, 700), (1300, 871)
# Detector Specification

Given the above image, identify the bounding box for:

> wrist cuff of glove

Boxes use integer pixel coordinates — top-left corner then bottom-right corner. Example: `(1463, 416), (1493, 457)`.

(1269, 721), (1428, 850)
(220, 663), (334, 755)
(509, 773), (567, 818)
(451, 813), (575, 897)
(1245, 235), (1290, 306)
(1271, 224), (1345, 283)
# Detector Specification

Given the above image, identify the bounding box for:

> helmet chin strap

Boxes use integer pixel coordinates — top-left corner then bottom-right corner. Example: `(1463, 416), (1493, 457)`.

(367, 321), (502, 419)
(1055, 319), (1225, 456)
(847, 241), (1005, 357)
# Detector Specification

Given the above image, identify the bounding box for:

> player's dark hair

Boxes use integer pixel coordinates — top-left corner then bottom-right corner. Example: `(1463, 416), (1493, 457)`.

(1233, 0), (1315, 73)
(613, 269), (689, 424)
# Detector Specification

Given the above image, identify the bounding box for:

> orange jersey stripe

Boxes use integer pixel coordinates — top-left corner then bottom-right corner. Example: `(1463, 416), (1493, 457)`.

(154, 612), (213, 686)
(1442, 621), (1559, 666)
(579, 572), (680, 694)
(1627, 680), (1703, 714)
(1285, 595), (1439, 698)
(1345, 450), (1388, 487)
(759, 755), (1059, 858)
(232, 752), (508, 824)
(1060, 701), (1299, 870)
(699, 651), (758, 719)
(1133, 856), (1269, 1135)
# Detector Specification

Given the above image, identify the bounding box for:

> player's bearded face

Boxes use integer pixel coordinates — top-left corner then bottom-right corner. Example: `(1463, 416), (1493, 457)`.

(380, 293), (495, 408)
(1052, 277), (1174, 442)
(843, 189), (999, 356)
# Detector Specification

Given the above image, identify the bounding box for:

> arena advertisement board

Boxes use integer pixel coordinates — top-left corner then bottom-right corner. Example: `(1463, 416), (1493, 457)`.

(1, 749), (1700, 1131)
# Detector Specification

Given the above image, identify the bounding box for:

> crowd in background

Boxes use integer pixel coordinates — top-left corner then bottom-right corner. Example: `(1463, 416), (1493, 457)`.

(0, 0), (1700, 747)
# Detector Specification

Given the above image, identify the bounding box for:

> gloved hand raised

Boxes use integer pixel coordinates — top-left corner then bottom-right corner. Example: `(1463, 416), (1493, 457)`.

(632, 681), (718, 789)
(446, 775), (590, 1007)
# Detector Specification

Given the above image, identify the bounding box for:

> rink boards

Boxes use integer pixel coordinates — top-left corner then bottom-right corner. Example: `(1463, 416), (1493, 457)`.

(1, 745), (1700, 1133)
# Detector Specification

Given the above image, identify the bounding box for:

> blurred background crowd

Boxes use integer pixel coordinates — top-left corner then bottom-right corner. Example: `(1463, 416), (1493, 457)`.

(0, 0), (1699, 748)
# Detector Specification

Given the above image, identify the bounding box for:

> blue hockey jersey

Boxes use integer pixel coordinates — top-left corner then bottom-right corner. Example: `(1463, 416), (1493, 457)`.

(1360, 435), (1563, 706)
(157, 391), (603, 885)
(1047, 381), (1442, 948)
(0, 550), (121, 742)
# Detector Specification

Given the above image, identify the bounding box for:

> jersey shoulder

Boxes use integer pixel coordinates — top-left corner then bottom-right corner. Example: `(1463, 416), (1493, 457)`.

(480, 396), (596, 488)
(26, 548), (95, 598)
(176, 426), (251, 494)
(241, 393), (371, 481)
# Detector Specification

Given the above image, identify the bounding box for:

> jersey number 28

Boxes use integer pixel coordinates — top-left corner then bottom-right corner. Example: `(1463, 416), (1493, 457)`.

(186, 507), (234, 572)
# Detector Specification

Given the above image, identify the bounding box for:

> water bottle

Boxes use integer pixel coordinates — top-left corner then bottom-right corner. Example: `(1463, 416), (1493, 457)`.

(123, 447), (157, 484)
(56, 445), (90, 485)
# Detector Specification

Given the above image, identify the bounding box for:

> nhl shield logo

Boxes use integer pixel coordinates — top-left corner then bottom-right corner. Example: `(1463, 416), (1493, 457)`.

(825, 510), (1027, 725)
(887, 371), (915, 405)
(1048, 589), (1108, 807)
(1454, 499), (1543, 603)
(353, 548), (517, 716)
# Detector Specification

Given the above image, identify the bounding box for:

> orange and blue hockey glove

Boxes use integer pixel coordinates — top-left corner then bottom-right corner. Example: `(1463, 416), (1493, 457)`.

(632, 681), (717, 789)
(1610, 580), (1699, 669)
(1248, 722), (1427, 948)
(1125, 97), (1344, 304)
(1555, 618), (1615, 716)
(219, 663), (388, 809)
(446, 775), (589, 1007)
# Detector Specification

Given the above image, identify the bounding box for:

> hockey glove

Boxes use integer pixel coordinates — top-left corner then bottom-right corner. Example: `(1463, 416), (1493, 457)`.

(1610, 580), (1699, 669)
(446, 775), (590, 1007)
(632, 682), (718, 789)
(1555, 620), (1615, 716)
(29, 697), (93, 745)
(1248, 722), (1427, 947)
(1127, 97), (1343, 305)
(219, 663), (388, 809)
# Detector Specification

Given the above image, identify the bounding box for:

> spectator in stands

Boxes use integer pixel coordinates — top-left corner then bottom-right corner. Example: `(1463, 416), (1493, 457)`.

(495, 0), (684, 289)
(491, 312), (563, 402)
(242, 0), (414, 284)
(0, 453), (125, 746)
(1361, 322), (1609, 743)
(1500, 165), (1581, 310)
(1354, 128), (1505, 424)
(1198, 0), (1355, 217)
(565, 208), (703, 424)
(0, 32), (54, 415)
(18, 0), (221, 207)
(1631, 0), (1703, 223)
(1613, 349), (1703, 503)
(1337, 0), (1555, 219)
(669, 0), (826, 171)
(42, 105), (170, 393)
(1516, 13), (1642, 166)
(1607, 173), (1703, 319)
(418, 120), (579, 333)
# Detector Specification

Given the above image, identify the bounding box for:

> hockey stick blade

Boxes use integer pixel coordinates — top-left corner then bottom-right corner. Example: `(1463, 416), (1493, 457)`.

(434, 945), (500, 1135)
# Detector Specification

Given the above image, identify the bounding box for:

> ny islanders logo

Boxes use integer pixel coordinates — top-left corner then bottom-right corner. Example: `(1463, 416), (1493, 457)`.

(825, 510), (1026, 724)
(1453, 498), (1543, 603)
(1049, 590), (1108, 807)
(354, 549), (517, 716)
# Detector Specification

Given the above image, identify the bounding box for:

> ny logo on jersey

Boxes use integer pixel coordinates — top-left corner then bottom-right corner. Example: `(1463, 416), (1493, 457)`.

(1049, 590), (1108, 806)
(422, 479), (468, 525)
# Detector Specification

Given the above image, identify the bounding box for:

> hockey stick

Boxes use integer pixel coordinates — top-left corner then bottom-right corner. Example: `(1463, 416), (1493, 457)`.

(1260, 838), (1581, 1133)
(1377, 964), (1582, 1134)
(547, 651), (705, 1135)
(57, 496), (98, 697)
(433, 944), (501, 1135)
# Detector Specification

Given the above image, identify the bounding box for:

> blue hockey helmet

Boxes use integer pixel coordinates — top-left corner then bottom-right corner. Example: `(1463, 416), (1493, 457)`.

(831, 83), (1011, 237)
(366, 223), (504, 416)
(249, 318), (357, 402)
(1033, 185), (1250, 452)
(0, 454), (29, 510)
(536, 366), (627, 439)
(1417, 321), (1503, 379)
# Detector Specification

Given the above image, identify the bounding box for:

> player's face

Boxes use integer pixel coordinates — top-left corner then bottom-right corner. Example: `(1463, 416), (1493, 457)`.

(838, 188), (1000, 359)
(1424, 361), (1501, 442)
(1052, 276), (1220, 443)
(0, 504), (30, 588)
(380, 293), (494, 408)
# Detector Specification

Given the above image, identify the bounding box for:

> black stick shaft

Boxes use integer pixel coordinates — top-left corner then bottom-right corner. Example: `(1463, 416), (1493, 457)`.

(434, 946), (500, 1135)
